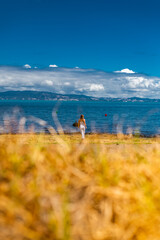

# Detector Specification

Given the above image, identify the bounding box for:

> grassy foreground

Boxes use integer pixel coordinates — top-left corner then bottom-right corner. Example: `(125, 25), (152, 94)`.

(1, 133), (160, 240)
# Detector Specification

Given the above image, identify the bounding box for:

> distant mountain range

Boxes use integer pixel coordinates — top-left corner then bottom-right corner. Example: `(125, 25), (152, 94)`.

(0, 91), (97, 101)
(0, 91), (159, 102)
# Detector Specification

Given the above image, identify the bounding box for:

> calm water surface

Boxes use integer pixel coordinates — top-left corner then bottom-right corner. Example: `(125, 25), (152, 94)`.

(0, 100), (160, 136)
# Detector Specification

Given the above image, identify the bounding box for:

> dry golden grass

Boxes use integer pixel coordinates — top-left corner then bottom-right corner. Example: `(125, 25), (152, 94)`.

(1, 133), (160, 240)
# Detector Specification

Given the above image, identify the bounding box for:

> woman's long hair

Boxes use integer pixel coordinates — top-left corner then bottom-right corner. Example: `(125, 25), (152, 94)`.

(80, 114), (84, 119)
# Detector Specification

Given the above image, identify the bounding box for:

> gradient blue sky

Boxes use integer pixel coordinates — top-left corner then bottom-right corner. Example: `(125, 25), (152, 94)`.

(0, 0), (160, 76)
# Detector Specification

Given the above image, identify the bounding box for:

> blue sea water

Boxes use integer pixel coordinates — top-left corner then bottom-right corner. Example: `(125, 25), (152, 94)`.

(0, 100), (160, 136)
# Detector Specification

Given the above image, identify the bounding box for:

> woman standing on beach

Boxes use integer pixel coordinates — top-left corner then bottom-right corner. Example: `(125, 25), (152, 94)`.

(78, 114), (87, 139)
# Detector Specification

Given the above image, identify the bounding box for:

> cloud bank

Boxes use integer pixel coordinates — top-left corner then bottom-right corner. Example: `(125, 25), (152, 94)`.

(0, 66), (160, 98)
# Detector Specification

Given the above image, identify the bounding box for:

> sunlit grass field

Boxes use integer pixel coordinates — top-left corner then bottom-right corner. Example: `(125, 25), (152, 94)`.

(1, 133), (160, 240)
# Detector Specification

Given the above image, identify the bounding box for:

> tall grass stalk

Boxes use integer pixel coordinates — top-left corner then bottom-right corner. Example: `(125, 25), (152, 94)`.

(0, 134), (160, 240)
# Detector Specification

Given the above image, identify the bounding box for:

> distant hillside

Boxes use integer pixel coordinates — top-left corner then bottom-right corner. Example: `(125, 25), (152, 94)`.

(0, 91), (97, 101)
(0, 91), (159, 102)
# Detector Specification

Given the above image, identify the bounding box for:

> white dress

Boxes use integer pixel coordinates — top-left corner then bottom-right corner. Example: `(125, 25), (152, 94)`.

(80, 121), (86, 139)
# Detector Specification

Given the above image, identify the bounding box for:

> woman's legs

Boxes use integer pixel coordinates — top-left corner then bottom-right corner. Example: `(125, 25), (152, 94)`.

(80, 126), (85, 139)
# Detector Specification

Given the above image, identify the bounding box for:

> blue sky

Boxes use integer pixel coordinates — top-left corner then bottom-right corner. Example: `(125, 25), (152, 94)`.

(0, 0), (160, 76)
(0, 0), (160, 98)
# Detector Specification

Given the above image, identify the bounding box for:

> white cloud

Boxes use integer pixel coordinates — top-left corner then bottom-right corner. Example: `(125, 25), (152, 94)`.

(0, 66), (160, 98)
(115, 68), (135, 74)
(64, 82), (71, 86)
(45, 80), (53, 86)
(24, 64), (31, 69)
(121, 76), (160, 90)
(78, 83), (104, 92)
(49, 64), (58, 68)
(89, 84), (104, 91)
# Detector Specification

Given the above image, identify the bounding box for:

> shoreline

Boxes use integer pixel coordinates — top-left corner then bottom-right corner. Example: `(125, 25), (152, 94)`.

(0, 131), (159, 139)
(1, 132), (160, 146)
